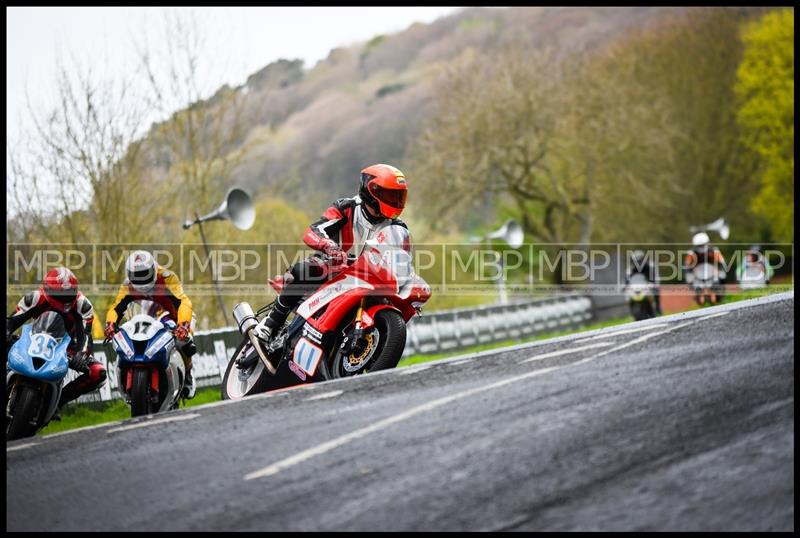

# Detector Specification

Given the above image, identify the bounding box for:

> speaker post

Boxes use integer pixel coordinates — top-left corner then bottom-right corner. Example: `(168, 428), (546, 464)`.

(194, 211), (230, 326)
(183, 188), (256, 326)
(478, 219), (524, 305)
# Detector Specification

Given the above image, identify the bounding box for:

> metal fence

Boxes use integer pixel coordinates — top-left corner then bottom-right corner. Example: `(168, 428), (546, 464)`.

(77, 293), (596, 403)
(403, 294), (593, 356)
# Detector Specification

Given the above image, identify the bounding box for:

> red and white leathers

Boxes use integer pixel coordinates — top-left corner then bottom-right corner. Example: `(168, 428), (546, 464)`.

(6, 289), (107, 407)
(264, 196), (408, 333)
(304, 195), (408, 260)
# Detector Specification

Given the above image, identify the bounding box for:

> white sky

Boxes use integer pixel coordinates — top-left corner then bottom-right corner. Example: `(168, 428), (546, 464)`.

(6, 6), (463, 143)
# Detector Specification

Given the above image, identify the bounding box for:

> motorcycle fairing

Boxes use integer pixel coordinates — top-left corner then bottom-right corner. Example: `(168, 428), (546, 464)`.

(293, 337), (324, 376)
(8, 325), (71, 382)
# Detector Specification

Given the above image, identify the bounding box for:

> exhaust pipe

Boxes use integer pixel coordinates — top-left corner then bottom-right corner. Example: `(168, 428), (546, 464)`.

(233, 302), (258, 336)
(232, 302), (277, 376)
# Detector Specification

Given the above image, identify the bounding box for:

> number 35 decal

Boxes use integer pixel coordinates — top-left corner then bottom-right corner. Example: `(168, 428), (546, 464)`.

(28, 334), (57, 361)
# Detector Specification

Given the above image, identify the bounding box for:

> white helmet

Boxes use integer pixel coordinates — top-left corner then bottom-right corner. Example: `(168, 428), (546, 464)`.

(126, 250), (157, 293)
(692, 232), (710, 247)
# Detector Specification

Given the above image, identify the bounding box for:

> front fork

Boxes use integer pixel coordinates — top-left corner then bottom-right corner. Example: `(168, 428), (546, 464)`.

(342, 299), (367, 355)
(122, 366), (161, 404)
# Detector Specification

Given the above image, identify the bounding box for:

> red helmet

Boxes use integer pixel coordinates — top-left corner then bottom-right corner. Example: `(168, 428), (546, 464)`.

(359, 164), (408, 220)
(41, 267), (79, 312)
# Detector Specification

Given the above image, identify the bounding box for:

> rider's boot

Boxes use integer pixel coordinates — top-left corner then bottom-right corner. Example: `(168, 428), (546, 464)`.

(237, 299), (293, 369)
(254, 298), (293, 343)
(180, 346), (197, 399)
(183, 369), (196, 399)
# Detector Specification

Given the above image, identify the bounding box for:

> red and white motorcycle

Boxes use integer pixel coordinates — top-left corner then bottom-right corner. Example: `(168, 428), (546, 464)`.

(221, 224), (431, 399)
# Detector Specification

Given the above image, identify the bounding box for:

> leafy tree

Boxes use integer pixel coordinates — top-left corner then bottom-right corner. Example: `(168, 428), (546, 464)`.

(735, 8), (794, 241)
(408, 45), (593, 246)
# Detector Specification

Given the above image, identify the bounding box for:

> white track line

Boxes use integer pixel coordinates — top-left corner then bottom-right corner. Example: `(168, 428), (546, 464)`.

(573, 324), (668, 343)
(245, 314), (710, 481)
(398, 365), (433, 375)
(448, 359), (474, 366)
(519, 342), (615, 364)
(245, 365), (562, 481)
(305, 390), (344, 402)
(696, 311), (730, 321)
(41, 420), (124, 439)
(6, 442), (39, 452)
(574, 319), (697, 366)
(107, 413), (200, 433)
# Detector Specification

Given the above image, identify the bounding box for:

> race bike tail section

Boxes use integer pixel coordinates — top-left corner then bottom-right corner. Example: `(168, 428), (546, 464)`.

(6, 312), (71, 440)
(221, 224), (431, 400)
(111, 301), (185, 417)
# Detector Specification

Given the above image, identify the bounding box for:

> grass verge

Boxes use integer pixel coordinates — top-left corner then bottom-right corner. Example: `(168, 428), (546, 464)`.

(38, 386), (220, 436)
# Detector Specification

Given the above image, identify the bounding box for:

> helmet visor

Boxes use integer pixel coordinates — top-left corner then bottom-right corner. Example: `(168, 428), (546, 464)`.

(129, 267), (155, 288)
(49, 288), (77, 305)
(368, 183), (407, 210)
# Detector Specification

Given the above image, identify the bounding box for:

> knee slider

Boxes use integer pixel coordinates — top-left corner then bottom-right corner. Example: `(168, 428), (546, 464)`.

(89, 363), (108, 385)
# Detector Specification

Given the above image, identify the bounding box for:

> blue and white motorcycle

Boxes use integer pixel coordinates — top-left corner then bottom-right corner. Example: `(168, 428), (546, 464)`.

(110, 301), (186, 417)
(6, 311), (71, 441)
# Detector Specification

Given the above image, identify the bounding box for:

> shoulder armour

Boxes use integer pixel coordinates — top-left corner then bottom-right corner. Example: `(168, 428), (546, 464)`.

(334, 197), (357, 212)
(76, 294), (94, 319)
(17, 290), (43, 313)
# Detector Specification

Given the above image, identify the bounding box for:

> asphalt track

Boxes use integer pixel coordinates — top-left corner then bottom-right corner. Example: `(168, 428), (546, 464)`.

(6, 292), (794, 531)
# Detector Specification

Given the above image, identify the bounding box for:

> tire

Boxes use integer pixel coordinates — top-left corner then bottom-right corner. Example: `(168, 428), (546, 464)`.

(368, 310), (407, 371)
(6, 384), (43, 441)
(130, 368), (151, 417)
(331, 309), (407, 378)
(643, 299), (654, 320)
(221, 339), (292, 400)
(630, 302), (645, 321)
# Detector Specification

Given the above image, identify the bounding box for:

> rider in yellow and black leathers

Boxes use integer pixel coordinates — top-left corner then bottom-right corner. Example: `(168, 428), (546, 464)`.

(105, 250), (197, 398)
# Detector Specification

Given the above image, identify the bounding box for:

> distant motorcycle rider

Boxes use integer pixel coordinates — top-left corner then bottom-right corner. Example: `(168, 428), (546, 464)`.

(6, 267), (107, 411)
(104, 251), (197, 399)
(625, 249), (662, 315)
(246, 164), (409, 356)
(684, 232), (727, 289)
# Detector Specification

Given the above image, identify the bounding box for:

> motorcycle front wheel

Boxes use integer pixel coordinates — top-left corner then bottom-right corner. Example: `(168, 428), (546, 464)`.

(130, 368), (153, 417)
(6, 383), (43, 441)
(330, 309), (407, 379)
(221, 340), (293, 400)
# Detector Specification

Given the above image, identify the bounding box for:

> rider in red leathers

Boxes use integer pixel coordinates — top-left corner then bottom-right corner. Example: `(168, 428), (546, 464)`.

(247, 164), (410, 354)
(6, 268), (107, 411)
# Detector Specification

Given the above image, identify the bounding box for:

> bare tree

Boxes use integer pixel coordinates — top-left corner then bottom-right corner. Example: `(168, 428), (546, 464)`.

(136, 11), (261, 227)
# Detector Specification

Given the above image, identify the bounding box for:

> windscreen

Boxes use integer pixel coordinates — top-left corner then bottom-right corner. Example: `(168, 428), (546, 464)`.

(31, 311), (67, 339)
(124, 300), (160, 322)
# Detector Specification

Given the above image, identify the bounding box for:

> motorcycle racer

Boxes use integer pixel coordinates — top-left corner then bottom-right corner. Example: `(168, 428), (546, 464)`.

(104, 251), (198, 399)
(6, 267), (107, 411)
(625, 249), (662, 315)
(247, 164), (410, 355)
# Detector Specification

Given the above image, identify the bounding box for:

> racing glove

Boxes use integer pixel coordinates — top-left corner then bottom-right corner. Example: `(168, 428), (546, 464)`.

(322, 240), (347, 266)
(70, 352), (91, 374)
(104, 322), (117, 340)
(174, 321), (191, 341)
